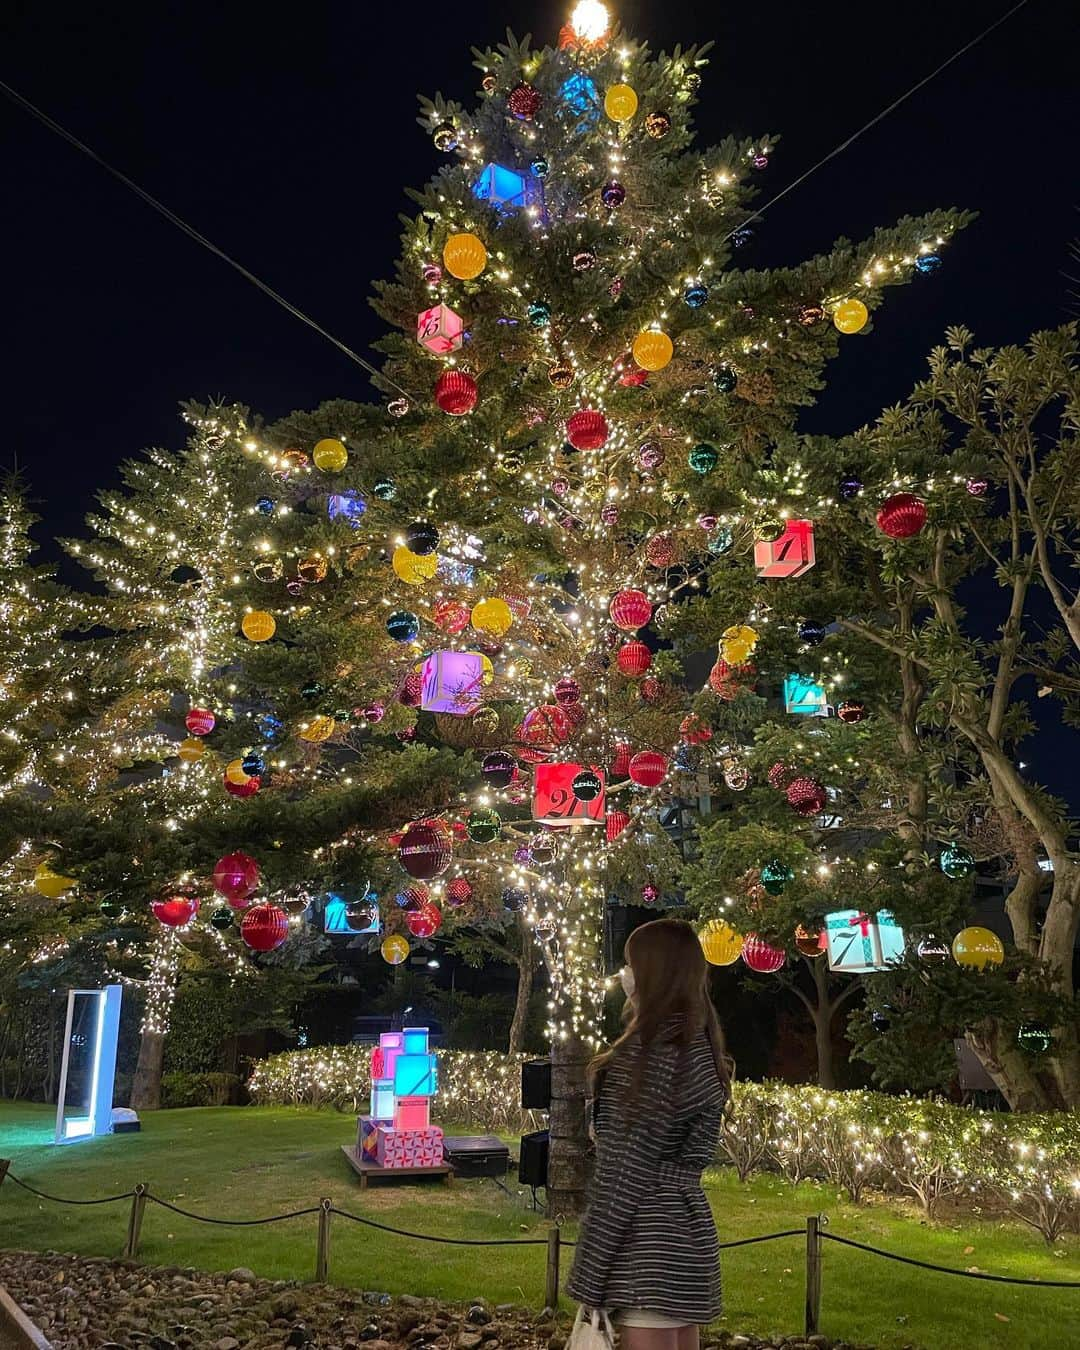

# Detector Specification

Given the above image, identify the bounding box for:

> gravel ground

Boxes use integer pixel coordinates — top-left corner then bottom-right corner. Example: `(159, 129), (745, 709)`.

(0, 1252), (871, 1350)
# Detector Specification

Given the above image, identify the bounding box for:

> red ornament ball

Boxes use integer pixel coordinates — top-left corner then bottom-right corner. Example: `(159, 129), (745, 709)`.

(680, 714), (713, 745)
(611, 742), (632, 777)
(398, 822), (453, 880)
(742, 933), (787, 973)
(876, 492), (927, 539)
(212, 852), (259, 907)
(709, 659), (754, 701)
(563, 702), (587, 728)
(786, 776), (827, 817)
(434, 599), (471, 634)
(605, 809), (630, 842)
(406, 901), (443, 938)
(185, 707), (216, 737)
(240, 903), (289, 952)
(395, 883), (428, 912)
(435, 369), (479, 415)
(566, 409), (609, 451)
(445, 877), (473, 907)
(554, 676), (581, 706)
(836, 700), (867, 724)
(617, 640), (652, 678)
(645, 533), (677, 568)
(508, 81), (542, 119)
(767, 760), (797, 791)
(640, 677), (664, 703)
(642, 883), (659, 904)
(609, 589), (652, 632)
(519, 704), (573, 748)
(629, 750), (667, 788)
(398, 672), (423, 706)
(224, 774), (260, 798)
(152, 895), (199, 927)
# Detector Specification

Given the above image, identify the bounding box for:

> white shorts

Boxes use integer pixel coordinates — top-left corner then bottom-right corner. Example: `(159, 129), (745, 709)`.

(613, 1308), (689, 1329)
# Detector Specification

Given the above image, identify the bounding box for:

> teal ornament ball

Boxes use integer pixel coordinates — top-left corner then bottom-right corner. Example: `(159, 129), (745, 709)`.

(1017, 1023), (1052, 1054)
(684, 283), (709, 308)
(761, 859), (794, 896)
(467, 808), (502, 844)
(527, 301), (552, 328)
(713, 365), (737, 393)
(708, 525), (734, 554)
(373, 477), (396, 501)
(689, 443), (719, 475)
(939, 842), (975, 879)
(531, 157), (549, 178)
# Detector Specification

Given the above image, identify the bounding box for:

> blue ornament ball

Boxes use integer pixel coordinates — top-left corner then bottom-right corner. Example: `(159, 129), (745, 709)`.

(256, 496), (275, 515)
(707, 526), (734, 555)
(684, 283), (709, 309)
(915, 254), (942, 275)
(241, 752), (265, 778)
(531, 157), (550, 178)
(798, 620), (827, 646)
(839, 475), (863, 502)
(386, 610), (421, 643)
(502, 886), (528, 912)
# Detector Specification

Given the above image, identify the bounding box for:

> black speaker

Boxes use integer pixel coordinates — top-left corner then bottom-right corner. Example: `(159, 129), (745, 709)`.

(521, 1059), (552, 1109)
(518, 1128), (549, 1187)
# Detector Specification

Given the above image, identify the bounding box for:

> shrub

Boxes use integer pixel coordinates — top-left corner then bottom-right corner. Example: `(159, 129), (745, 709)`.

(161, 1071), (241, 1108)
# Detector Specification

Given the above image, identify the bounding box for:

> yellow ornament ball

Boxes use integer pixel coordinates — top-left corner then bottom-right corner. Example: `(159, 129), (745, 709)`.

(178, 737), (205, 764)
(381, 934), (411, 966)
(242, 610), (276, 642)
(471, 597), (513, 637)
(312, 437), (348, 472)
(632, 329), (674, 372)
(833, 298), (869, 335)
(301, 715), (337, 744)
(443, 232), (488, 281)
(34, 863), (77, 899)
(392, 546), (438, 586)
(604, 83), (639, 122)
(700, 919), (743, 966)
(479, 653), (495, 686)
(225, 757), (252, 785)
(720, 624), (759, 665)
(951, 926), (1005, 970)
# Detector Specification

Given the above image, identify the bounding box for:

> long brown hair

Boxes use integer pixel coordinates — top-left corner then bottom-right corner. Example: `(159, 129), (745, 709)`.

(590, 918), (733, 1102)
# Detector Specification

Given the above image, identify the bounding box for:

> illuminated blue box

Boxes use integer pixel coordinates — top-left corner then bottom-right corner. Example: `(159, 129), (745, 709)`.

(472, 163), (545, 216)
(370, 1078), (394, 1120)
(784, 673), (828, 717)
(394, 1053), (437, 1099)
(403, 1027), (429, 1055)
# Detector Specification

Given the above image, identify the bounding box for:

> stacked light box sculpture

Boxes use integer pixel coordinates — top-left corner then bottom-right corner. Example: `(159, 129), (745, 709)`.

(358, 1027), (444, 1169)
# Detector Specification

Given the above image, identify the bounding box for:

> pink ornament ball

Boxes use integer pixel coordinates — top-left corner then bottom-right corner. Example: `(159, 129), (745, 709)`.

(609, 589), (652, 632)
(742, 933), (786, 973)
(212, 851), (260, 907)
(185, 707), (216, 736)
(786, 776), (827, 817)
(617, 640), (652, 678)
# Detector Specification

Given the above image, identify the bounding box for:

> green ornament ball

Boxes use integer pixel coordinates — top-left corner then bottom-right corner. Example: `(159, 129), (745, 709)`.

(939, 842), (975, 879)
(761, 859), (795, 896)
(373, 477), (396, 501)
(527, 301), (552, 328)
(713, 365), (737, 393)
(466, 808), (502, 844)
(100, 897), (125, 919)
(210, 906), (235, 931)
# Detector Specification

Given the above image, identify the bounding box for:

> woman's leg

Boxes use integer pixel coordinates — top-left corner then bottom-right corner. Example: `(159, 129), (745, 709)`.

(617, 1328), (680, 1350)
(676, 1326), (700, 1350)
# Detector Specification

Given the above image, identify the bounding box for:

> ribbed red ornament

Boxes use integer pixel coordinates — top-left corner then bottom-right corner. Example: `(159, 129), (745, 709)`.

(876, 492), (927, 539)
(212, 852), (260, 906)
(629, 750), (667, 787)
(605, 809), (630, 842)
(617, 640), (652, 678)
(611, 742), (632, 777)
(609, 589), (652, 632)
(645, 533), (677, 568)
(767, 760), (797, 791)
(445, 877), (473, 907)
(742, 933), (787, 973)
(554, 676), (581, 706)
(566, 409), (609, 450)
(709, 659), (754, 701)
(398, 672), (423, 706)
(398, 822), (453, 880)
(519, 704), (573, 748)
(680, 714), (713, 745)
(240, 903), (289, 952)
(152, 896), (199, 927)
(406, 901), (443, 938)
(224, 775), (259, 798)
(435, 369), (479, 415)
(507, 81), (542, 119)
(786, 776), (827, 817)
(185, 707), (216, 736)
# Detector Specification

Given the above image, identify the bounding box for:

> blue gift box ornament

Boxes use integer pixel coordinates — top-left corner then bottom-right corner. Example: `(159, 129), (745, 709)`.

(472, 164), (546, 219)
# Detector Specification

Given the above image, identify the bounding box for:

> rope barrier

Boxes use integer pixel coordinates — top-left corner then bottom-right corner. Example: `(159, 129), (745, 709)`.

(3, 1172), (135, 1206)
(144, 1194), (322, 1226)
(718, 1229), (803, 1250)
(820, 1233), (1080, 1289)
(330, 1205), (549, 1246)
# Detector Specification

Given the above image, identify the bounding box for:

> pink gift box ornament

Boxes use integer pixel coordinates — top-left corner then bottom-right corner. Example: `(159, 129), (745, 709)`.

(417, 304), (464, 355)
(754, 519), (816, 578)
(420, 650), (485, 715)
(533, 762), (605, 825)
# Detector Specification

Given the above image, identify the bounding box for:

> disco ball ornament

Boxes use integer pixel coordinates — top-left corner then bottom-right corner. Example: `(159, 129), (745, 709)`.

(572, 768), (603, 801)
(761, 860), (795, 896)
(435, 369), (479, 415)
(708, 526), (734, 555)
(645, 533), (676, 569)
(386, 610), (421, 643)
(527, 300), (552, 328)
(566, 409), (609, 450)
(795, 925), (826, 958)
(398, 822), (453, 880)
(381, 934), (410, 965)
(502, 886), (528, 912)
(601, 179), (626, 209)
(642, 883), (659, 904)
(572, 249), (597, 272)
(638, 440), (665, 470)
(534, 914), (558, 941)
(508, 81), (542, 120)
(877, 492), (927, 539)
(786, 776), (827, 817)
(839, 475), (863, 502)
(629, 750), (667, 787)
(713, 365), (737, 393)
(617, 640), (652, 678)
(742, 934), (787, 973)
(529, 833), (560, 866)
(398, 672), (423, 707)
(917, 934), (950, 964)
(186, 707), (216, 737)
(241, 752), (265, 778)
(915, 253), (942, 274)
(373, 477), (396, 501)
(939, 842), (976, 880)
(798, 620), (827, 646)
(688, 443), (718, 475)
(395, 884), (427, 912)
(432, 120), (457, 151)
(152, 896), (199, 928)
(601, 504), (619, 525)
(467, 808), (502, 843)
(482, 750), (517, 789)
(406, 901), (443, 938)
(422, 262), (443, 284)
(966, 477), (988, 496)
(531, 156), (549, 177)
(605, 809), (630, 841)
(684, 282), (709, 308)
(445, 877), (473, 907)
(405, 521), (440, 555)
(768, 761), (797, 790)
(554, 676), (581, 706)
(240, 903), (289, 952)
(836, 700), (867, 724)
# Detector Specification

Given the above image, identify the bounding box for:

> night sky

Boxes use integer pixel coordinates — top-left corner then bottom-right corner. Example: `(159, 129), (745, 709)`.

(2, 0), (1077, 800)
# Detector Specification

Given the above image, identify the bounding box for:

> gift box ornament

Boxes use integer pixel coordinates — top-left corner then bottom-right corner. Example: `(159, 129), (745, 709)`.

(783, 673), (829, 717)
(375, 1124), (445, 1168)
(420, 650), (485, 714)
(472, 163), (545, 217)
(825, 910), (906, 973)
(416, 304), (464, 355)
(533, 761), (606, 825)
(755, 519), (816, 578)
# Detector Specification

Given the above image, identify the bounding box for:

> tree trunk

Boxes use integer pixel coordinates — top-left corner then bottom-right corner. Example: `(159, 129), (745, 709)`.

(130, 1027), (166, 1111)
(810, 960), (837, 1089)
(966, 1020), (1058, 1112)
(508, 916), (535, 1056)
(547, 1031), (590, 1219)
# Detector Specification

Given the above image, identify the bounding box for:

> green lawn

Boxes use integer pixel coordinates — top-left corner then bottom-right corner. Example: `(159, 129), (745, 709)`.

(1, 1101), (1077, 1349)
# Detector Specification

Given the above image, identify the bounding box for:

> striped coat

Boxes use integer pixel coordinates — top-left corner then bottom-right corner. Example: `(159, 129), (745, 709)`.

(565, 1025), (726, 1324)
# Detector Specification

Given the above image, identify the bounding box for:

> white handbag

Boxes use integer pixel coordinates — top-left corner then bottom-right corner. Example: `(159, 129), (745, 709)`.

(567, 1306), (616, 1349)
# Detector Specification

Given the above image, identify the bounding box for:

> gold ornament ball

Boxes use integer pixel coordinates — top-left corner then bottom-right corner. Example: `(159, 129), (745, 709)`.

(392, 546), (438, 586)
(471, 596), (513, 637)
(443, 232), (488, 280)
(301, 715), (337, 744)
(644, 110), (672, 139)
(34, 864), (77, 899)
(253, 558), (283, 583)
(225, 757), (251, 786)
(720, 624), (759, 664)
(700, 919), (743, 966)
(632, 329), (674, 372)
(604, 83), (639, 122)
(298, 554), (329, 584)
(178, 737), (205, 764)
(952, 926), (1005, 970)
(471, 706), (500, 736)
(381, 934), (411, 965)
(548, 362), (575, 390)
(833, 298), (869, 335)
(312, 438), (348, 472)
(242, 610), (276, 642)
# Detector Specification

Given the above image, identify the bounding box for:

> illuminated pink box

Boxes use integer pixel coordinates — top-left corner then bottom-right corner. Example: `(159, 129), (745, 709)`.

(417, 304), (464, 355)
(532, 762), (605, 826)
(394, 1095), (430, 1130)
(420, 650), (484, 715)
(754, 519), (816, 578)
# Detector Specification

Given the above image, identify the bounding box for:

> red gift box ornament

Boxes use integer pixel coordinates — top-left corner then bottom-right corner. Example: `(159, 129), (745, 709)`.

(435, 369), (478, 415)
(742, 933), (787, 973)
(754, 519), (816, 578)
(518, 704), (573, 749)
(876, 492), (927, 539)
(786, 776), (827, 817)
(566, 409), (609, 450)
(533, 762), (606, 825)
(629, 750), (667, 788)
(617, 640), (652, 678)
(609, 589), (652, 632)
(240, 903), (289, 952)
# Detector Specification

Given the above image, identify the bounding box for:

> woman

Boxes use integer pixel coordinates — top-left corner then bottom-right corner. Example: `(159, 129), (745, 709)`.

(566, 918), (732, 1349)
